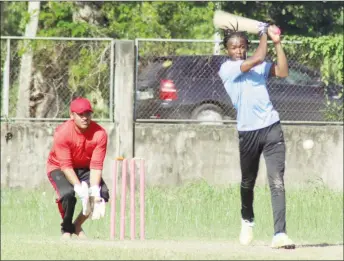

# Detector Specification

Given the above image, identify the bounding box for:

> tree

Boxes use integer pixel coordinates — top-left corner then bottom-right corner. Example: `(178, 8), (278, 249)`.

(31, 2), (111, 118)
(16, 1), (40, 118)
(221, 1), (344, 37)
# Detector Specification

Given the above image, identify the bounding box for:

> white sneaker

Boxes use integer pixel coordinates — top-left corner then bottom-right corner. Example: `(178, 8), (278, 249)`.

(239, 219), (254, 245)
(61, 232), (71, 240)
(271, 233), (295, 249)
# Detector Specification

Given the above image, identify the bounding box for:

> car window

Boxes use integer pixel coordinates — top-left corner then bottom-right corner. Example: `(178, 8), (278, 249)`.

(161, 60), (185, 79)
(270, 68), (321, 87)
(175, 58), (198, 78)
(181, 57), (215, 79)
(138, 61), (163, 81)
(285, 69), (313, 85)
(138, 58), (186, 81)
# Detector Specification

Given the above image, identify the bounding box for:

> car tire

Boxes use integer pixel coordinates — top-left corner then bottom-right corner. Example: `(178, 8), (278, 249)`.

(191, 103), (225, 125)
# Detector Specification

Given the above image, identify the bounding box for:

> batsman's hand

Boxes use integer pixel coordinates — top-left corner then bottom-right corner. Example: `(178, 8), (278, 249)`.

(268, 25), (281, 44)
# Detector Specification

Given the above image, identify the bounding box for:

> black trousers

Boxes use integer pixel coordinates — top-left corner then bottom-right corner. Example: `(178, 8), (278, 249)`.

(48, 168), (109, 234)
(239, 121), (286, 235)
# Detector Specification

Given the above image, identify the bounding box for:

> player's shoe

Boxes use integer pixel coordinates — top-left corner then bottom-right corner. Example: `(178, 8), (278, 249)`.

(271, 233), (295, 249)
(61, 232), (72, 240)
(74, 228), (87, 240)
(239, 219), (254, 245)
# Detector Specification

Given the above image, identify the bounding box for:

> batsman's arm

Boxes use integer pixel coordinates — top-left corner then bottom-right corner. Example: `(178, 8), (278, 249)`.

(269, 42), (288, 78)
(240, 33), (268, 72)
(268, 25), (288, 78)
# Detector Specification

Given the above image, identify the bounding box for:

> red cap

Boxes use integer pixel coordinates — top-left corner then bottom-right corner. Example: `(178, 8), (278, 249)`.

(70, 97), (93, 114)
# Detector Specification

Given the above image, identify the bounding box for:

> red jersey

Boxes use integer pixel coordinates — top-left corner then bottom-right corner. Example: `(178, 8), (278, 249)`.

(47, 120), (108, 173)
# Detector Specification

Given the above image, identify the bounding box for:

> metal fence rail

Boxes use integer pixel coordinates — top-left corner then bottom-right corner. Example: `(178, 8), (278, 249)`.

(134, 38), (343, 124)
(1, 36), (114, 121)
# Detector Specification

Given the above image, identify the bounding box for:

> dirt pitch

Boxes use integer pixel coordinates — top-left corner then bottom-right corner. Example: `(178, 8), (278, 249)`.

(24, 237), (343, 260)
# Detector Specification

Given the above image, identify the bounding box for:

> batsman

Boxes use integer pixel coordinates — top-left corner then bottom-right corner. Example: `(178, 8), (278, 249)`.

(46, 97), (109, 239)
(218, 19), (295, 249)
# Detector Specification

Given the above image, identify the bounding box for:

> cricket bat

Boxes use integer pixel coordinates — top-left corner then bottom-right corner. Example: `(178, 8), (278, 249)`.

(213, 10), (281, 35)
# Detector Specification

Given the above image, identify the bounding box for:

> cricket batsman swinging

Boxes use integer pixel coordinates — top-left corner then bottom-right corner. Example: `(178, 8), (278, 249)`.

(215, 10), (295, 249)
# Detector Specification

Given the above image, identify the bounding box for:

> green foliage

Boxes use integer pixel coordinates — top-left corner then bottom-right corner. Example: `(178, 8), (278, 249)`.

(1, 2), (28, 35)
(6, 38), (111, 118)
(102, 2), (171, 39)
(324, 98), (343, 122)
(38, 2), (96, 37)
(35, 2), (111, 118)
(282, 34), (343, 121)
(100, 2), (215, 39)
(0, 39), (7, 78)
(222, 1), (344, 37)
(0, 39), (6, 114)
(282, 35), (343, 84)
(2, 2), (343, 38)
(1, 2), (112, 118)
(67, 41), (111, 118)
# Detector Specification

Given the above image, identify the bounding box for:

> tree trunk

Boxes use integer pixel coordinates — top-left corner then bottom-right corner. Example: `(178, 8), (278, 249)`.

(15, 1), (40, 118)
(0, 2), (5, 34)
(73, 2), (105, 25)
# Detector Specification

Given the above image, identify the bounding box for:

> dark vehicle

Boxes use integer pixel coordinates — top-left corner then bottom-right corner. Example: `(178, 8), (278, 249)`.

(135, 55), (342, 122)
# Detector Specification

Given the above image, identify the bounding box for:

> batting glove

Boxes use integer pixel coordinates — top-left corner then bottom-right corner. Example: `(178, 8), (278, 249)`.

(257, 22), (269, 37)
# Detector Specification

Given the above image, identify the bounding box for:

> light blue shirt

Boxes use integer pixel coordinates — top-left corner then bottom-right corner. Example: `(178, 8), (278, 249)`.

(218, 59), (280, 131)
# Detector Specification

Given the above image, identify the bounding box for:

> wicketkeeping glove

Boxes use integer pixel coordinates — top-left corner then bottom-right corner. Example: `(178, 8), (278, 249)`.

(90, 198), (106, 220)
(88, 185), (106, 220)
(74, 181), (91, 216)
(89, 185), (101, 198)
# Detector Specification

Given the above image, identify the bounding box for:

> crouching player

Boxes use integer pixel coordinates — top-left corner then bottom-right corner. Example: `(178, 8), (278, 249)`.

(46, 97), (109, 239)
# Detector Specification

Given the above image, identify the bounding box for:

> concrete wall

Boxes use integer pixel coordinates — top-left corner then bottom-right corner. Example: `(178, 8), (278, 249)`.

(1, 122), (343, 191)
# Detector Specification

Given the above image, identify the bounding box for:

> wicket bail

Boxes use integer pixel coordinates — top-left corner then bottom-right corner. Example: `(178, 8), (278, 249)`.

(110, 157), (145, 240)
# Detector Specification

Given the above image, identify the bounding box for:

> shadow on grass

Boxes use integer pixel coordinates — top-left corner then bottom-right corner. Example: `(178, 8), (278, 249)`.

(297, 243), (343, 248)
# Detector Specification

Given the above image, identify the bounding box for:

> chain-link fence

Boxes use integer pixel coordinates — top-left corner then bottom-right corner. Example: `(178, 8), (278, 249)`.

(135, 39), (343, 123)
(1, 37), (114, 121)
(1, 37), (342, 123)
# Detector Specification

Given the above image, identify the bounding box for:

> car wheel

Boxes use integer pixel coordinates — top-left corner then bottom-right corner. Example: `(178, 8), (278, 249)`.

(191, 103), (225, 125)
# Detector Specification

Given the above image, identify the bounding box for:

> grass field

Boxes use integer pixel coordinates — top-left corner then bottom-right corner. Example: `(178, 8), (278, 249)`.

(1, 181), (343, 260)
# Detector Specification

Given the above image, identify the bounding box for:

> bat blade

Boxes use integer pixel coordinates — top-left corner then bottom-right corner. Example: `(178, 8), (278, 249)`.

(213, 10), (261, 35)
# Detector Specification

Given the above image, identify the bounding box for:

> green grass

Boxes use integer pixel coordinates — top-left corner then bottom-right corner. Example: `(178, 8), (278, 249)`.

(1, 181), (343, 259)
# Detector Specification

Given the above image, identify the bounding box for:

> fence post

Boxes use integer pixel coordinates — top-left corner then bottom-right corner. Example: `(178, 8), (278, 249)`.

(114, 40), (135, 159)
(2, 39), (10, 118)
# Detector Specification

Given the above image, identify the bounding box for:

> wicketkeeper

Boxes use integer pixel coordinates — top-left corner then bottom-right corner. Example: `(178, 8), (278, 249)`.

(47, 97), (109, 239)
